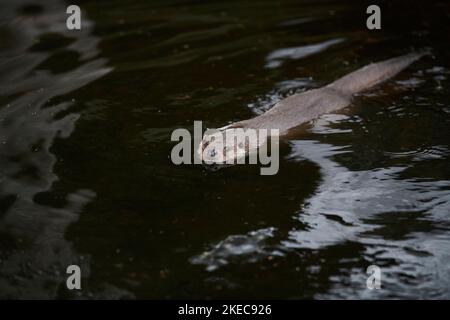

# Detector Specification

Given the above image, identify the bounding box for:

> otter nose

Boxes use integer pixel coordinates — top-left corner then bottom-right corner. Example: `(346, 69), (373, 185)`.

(209, 148), (217, 158)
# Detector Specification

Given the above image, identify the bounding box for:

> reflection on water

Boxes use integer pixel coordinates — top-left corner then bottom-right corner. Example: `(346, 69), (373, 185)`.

(0, 0), (123, 298)
(191, 227), (281, 272)
(290, 138), (450, 298)
(265, 38), (345, 69)
(1, 0), (450, 299)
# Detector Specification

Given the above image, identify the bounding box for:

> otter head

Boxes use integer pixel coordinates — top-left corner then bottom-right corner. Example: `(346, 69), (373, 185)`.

(197, 128), (266, 164)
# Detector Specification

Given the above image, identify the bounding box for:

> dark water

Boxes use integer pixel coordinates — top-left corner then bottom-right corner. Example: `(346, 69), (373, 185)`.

(0, 0), (449, 299)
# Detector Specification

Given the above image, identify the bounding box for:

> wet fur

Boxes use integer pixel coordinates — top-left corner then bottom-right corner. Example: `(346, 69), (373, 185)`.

(199, 52), (426, 163)
(230, 53), (426, 135)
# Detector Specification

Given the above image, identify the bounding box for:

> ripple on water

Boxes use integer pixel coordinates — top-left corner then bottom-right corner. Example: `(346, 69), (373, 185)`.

(0, 0), (130, 299)
(284, 140), (450, 298)
(247, 77), (315, 115)
(190, 227), (282, 272)
(265, 38), (345, 69)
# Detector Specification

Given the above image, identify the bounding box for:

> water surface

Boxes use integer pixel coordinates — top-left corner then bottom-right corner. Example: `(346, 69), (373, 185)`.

(0, 0), (449, 299)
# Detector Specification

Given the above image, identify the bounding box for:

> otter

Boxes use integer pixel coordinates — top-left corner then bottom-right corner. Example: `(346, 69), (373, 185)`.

(198, 52), (426, 163)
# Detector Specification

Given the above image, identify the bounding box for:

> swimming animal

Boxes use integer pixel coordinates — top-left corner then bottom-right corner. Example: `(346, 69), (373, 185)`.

(198, 52), (426, 163)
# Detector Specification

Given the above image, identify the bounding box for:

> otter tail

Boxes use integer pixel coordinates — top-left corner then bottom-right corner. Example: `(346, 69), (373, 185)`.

(328, 52), (427, 95)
